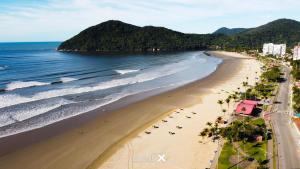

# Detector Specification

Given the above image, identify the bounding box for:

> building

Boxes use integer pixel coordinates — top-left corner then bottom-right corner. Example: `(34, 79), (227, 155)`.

(235, 100), (258, 116)
(293, 45), (300, 60)
(263, 43), (286, 57)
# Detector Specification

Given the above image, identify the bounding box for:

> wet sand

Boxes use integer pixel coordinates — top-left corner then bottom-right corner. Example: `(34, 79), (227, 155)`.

(0, 51), (260, 169)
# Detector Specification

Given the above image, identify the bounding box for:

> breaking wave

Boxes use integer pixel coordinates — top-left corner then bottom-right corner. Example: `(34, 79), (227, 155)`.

(0, 65), (7, 71)
(0, 63), (188, 109)
(59, 77), (77, 83)
(5, 81), (49, 91)
(115, 69), (140, 75)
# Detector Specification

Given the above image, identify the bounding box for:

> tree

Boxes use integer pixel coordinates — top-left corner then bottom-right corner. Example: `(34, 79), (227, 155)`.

(217, 116), (223, 123)
(242, 81), (248, 99)
(200, 131), (207, 139)
(217, 99), (224, 110)
(222, 109), (227, 116)
(232, 94), (238, 102)
(206, 122), (213, 127)
(225, 97), (231, 110)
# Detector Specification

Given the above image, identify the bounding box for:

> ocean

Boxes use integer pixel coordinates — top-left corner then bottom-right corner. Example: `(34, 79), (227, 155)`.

(0, 42), (222, 138)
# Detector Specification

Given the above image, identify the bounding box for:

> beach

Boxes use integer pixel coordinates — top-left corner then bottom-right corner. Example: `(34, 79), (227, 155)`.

(0, 51), (262, 169)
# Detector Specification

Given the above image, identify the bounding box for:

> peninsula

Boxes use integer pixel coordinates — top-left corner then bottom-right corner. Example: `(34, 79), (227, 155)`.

(58, 19), (300, 52)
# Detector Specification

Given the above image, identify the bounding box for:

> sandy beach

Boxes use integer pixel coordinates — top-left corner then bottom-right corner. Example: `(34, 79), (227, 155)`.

(0, 51), (262, 169)
(92, 51), (262, 169)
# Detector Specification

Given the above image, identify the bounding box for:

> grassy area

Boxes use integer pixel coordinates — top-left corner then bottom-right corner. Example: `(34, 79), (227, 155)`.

(243, 118), (267, 162)
(239, 141), (267, 162)
(217, 118), (268, 168)
(218, 142), (239, 169)
(250, 118), (265, 126)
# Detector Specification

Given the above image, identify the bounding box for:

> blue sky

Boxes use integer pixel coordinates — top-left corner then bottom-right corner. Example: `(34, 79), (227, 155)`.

(0, 0), (300, 42)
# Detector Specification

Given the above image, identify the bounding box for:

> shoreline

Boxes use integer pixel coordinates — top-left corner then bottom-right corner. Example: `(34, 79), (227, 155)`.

(92, 51), (261, 169)
(0, 51), (220, 154)
(0, 51), (258, 169)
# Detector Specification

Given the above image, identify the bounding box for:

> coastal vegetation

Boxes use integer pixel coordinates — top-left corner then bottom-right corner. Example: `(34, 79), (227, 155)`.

(200, 117), (268, 169)
(293, 87), (300, 113)
(213, 27), (247, 35)
(58, 19), (300, 52)
(58, 20), (224, 52)
(199, 57), (284, 169)
(292, 60), (300, 113)
(291, 60), (300, 80)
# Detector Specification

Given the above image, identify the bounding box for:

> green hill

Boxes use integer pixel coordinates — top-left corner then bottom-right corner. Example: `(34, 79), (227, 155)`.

(58, 19), (300, 52)
(225, 19), (300, 50)
(213, 27), (247, 35)
(58, 20), (223, 52)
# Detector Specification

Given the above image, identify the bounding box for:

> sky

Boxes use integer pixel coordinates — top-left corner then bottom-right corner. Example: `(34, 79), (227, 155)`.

(0, 0), (300, 42)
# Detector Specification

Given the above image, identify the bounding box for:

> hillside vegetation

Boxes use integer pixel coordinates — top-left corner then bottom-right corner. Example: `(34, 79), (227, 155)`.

(58, 19), (300, 52)
(213, 27), (247, 35)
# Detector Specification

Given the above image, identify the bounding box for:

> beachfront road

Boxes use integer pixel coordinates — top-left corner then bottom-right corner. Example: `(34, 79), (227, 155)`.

(271, 65), (300, 169)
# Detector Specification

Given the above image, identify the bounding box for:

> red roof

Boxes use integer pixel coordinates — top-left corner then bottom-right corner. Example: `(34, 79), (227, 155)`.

(293, 118), (300, 133)
(235, 102), (256, 115)
(242, 100), (258, 106)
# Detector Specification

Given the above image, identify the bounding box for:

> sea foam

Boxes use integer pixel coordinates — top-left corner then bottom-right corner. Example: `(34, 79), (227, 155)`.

(5, 81), (49, 91)
(0, 66), (7, 71)
(0, 62), (188, 109)
(115, 69), (140, 75)
(0, 98), (73, 128)
(60, 77), (77, 83)
(0, 94), (125, 138)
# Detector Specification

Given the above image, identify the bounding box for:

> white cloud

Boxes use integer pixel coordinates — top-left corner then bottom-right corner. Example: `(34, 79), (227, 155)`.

(0, 0), (300, 42)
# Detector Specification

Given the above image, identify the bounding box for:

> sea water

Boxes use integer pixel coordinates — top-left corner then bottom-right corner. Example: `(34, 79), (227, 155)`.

(0, 42), (222, 138)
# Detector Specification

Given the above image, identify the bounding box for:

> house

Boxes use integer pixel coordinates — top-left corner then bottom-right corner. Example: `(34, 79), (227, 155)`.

(293, 44), (300, 61)
(293, 118), (300, 134)
(295, 81), (300, 89)
(235, 100), (258, 116)
(263, 43), (286, 57)
(255, 135), (263, 142)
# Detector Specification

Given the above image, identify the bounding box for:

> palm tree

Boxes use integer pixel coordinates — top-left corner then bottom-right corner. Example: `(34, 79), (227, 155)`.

(242, 81), (248, 99)
(217, 116), (223, 123)
(200, 131), (207, 140)
(206, 122), (212, 127)
(232, 94), (237, 102)
(225, 97), (231, 110)
(217, 99), (224, 111)
(222, 109), (227, 116)
(255, 71), (258, 83)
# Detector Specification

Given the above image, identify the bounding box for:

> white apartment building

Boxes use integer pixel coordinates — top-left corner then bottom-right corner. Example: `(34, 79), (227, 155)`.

(263, 43), (286, 57)
(293, 45), (300, 60)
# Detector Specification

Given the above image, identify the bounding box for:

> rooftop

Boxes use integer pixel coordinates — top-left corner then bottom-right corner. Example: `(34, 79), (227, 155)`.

(235, 101), (256, 115)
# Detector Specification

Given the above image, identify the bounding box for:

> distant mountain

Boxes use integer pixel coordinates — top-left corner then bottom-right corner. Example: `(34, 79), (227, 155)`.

(58, 18), (300, 52)
(227, 18), (300, 49)
(213, 27), (247, 35)
(58, 20), (223, 52)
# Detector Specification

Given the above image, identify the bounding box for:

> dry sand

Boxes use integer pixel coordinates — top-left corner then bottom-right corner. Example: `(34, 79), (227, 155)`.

(0, 51), (262, 169)
(91, 51), (262, 169)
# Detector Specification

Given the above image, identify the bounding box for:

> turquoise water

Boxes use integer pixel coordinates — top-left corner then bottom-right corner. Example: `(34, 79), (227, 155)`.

(0, 42), (222, 138)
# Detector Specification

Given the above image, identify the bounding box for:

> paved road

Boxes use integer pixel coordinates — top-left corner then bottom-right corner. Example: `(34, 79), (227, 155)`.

(271, 65), (300, 169)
